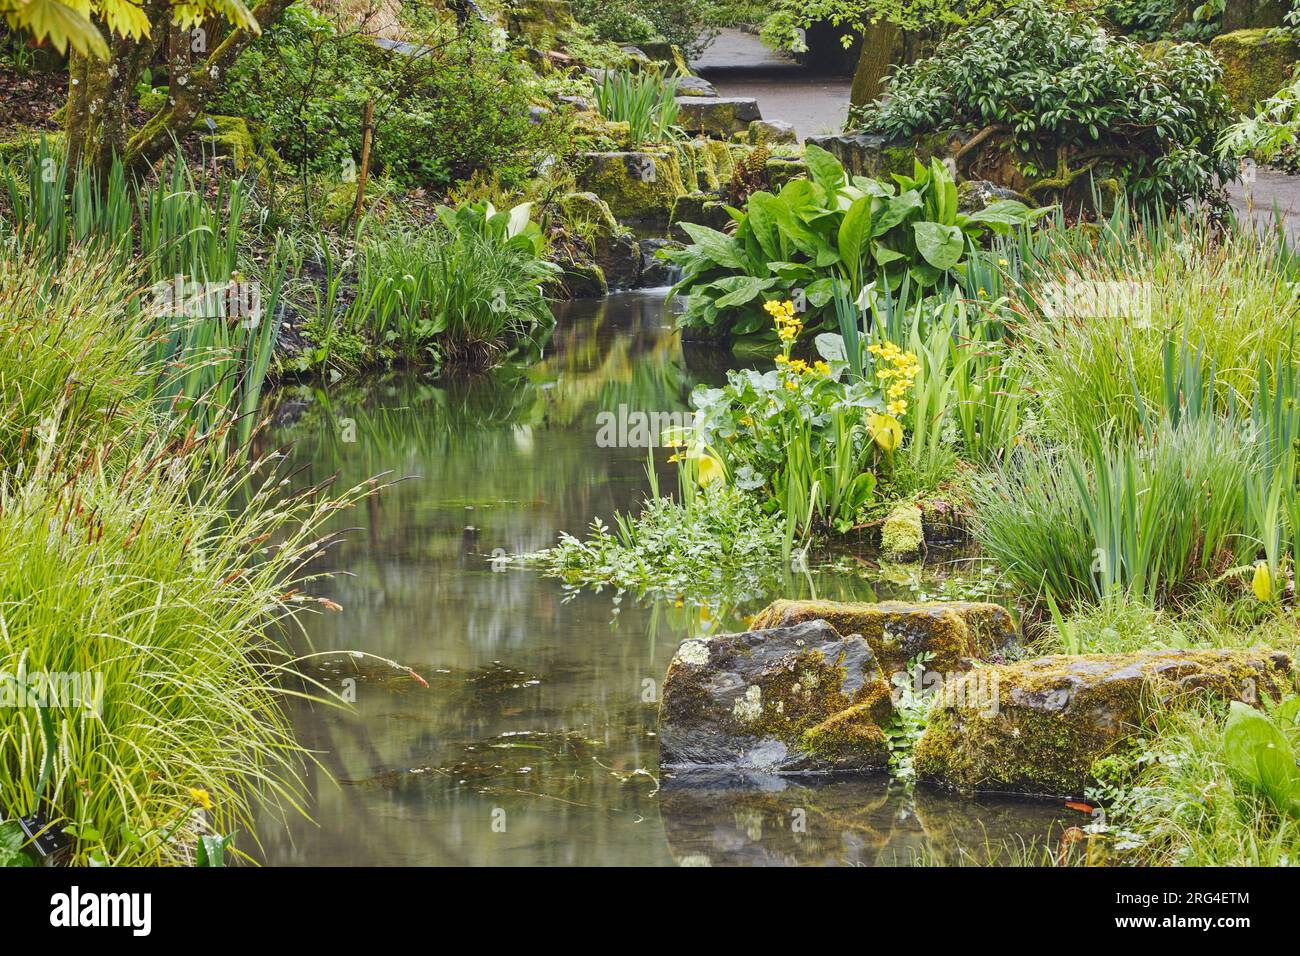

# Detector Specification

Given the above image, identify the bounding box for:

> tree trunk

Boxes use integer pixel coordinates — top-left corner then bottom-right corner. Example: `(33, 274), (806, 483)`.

(61, 0), (292, 174)
(849, 20), (903, 111)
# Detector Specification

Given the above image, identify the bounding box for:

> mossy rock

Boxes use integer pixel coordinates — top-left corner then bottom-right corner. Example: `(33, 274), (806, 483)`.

(748, 119), (797, 146)
(881, 501), (924, 562)
(765, 156), (808, 191)
(674, 97), (763, 138)
(678, 138), (748, 192)
(574, 150), (685, 228)
(915, 648), (1296, 796)
(750, 599), (1017, 677)
(669, 191), (733, 242)
(658, 620), (893, 773)
(192, 114), (285, 180)
(138, 87), (168, 113)
(507, 0), (575, 50)
(637, 41), (691, 75)
(806, 130), (967, 182)
(1222, 0), (1290, 31)
(1210, 29), (1300, 114)
(0, 128), (64, 162)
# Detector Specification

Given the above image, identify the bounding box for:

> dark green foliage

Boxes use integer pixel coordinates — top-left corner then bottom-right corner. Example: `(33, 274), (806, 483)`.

(215, 5), (567, 190)
(859, 7), (1234, 207)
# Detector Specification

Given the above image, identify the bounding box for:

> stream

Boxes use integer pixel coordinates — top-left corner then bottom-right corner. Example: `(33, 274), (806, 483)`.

(253, 291), (1074, 866)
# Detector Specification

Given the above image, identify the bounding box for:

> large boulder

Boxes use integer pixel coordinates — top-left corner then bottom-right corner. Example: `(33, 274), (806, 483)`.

(1210, 29), (1300, 114)
(806, 130), (968, 181)
(669, 191), (733, 242)
(574, 151), (686, 228)
(1222, 0), (1290, 31)
(915, 648), (1296, 796)
(507, 0), (575, 49)
(750, 599), (1016, 676)
(658, 620), (894, 773)
(675, 97), (763, 138)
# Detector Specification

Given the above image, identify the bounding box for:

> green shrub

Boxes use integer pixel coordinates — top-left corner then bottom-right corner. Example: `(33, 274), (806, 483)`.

(216, 5), (565, 191)
(858, 6), (1234, 207)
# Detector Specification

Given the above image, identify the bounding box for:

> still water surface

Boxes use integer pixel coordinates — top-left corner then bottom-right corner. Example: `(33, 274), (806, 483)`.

(254, 291), (1071, 866)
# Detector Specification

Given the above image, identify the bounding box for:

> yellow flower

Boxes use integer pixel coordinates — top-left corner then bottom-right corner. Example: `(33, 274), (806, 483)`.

(888, 400), (908, 416)
(695, 452), (725, 487)
(1252, 562), (1274, 603)
(785, 379), (798, 390)
(998, 258), (1009, 267)
(813, 360), (830, 376)
(868, 412), (903, 454)
(189, 788), (213, 811)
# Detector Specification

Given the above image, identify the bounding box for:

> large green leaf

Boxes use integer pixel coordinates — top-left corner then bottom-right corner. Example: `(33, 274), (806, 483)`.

(913, 221), (965, 271)
(803, 144), (847, 198)
(872, 190), (923, 237)
(680, 222), (748, 271)
(745, 192), (782, 262)
(710, 275), (777, 309)
(837, 196), (873, 285)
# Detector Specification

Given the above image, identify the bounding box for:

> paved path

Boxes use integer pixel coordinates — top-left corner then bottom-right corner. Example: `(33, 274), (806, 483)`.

(1226, 169), (1300, 246)
(693, 28), (853, 141)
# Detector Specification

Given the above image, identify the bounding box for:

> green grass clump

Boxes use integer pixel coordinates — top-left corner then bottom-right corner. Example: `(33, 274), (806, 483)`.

(1093, 699), (1300, 866)
(1012, 214), (1300, 441)
(0, 427), (372, 865)
(0, 243), (152, 468)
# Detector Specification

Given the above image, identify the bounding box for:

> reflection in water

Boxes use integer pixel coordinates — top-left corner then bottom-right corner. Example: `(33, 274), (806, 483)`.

(661, 778), (1071, 866)
(253, 291), (1066, 866)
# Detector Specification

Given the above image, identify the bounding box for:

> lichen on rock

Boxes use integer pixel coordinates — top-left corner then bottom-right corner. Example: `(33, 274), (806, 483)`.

(914, 648), (1297, 796)
(750, 599), (1016, 677)
(658, 619), (894, 773)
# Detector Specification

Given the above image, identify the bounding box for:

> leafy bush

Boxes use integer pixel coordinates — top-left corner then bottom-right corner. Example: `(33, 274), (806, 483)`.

(662, 146), (1038, 351)
(686, 299), (902, 532)
(217, 5), (565, 190)
(857, 7), (1233, 207)
(572, 0), (720, 59)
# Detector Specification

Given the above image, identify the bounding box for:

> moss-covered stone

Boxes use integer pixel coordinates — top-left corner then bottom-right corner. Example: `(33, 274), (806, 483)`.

(669, 191), (734, 241)
(507, 0), (575, 49)
(678, 139), (749, 192)
(748, 119), (798, 146)
(750, 599), (1017, 677)
(765, 156), (808, 191)
(659, 619), (893, 772)
(193, 114), (285, 180)
(575, 150), (685, 227)
(1222, 0), (1290, 31)
(638, 41), (691, 76)
(915, 648), (1296, 796)
(675, 97), (763, 138)
(881, 501), (924, 561)
(1210, 29), (1300, 114)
